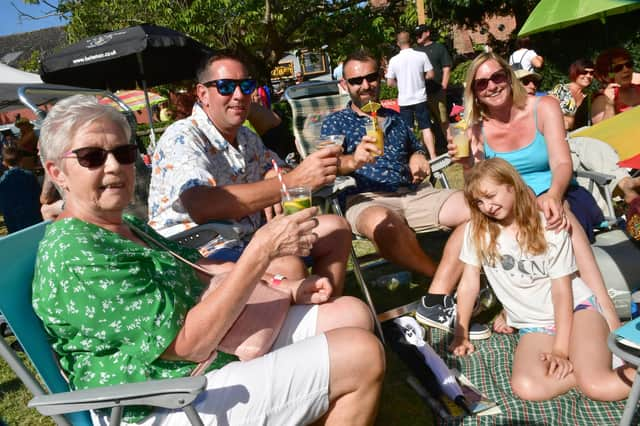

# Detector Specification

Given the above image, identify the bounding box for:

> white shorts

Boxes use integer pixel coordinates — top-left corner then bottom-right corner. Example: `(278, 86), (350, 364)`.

(94, 305), (330, 426)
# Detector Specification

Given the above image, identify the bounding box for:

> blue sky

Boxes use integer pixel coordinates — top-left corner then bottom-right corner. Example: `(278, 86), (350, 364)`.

(0, 1), (66, 36)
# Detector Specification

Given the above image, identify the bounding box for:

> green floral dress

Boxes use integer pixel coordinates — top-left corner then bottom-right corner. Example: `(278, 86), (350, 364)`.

(32, 215), (237, 422)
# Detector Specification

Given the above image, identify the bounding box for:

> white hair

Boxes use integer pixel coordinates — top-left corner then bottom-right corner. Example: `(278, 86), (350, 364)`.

(39, 94), (132, 164)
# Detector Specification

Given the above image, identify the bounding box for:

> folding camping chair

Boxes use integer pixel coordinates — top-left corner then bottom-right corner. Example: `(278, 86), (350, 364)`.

(284, 81), (454, 337)
(0, 222), (207, 426)
(566, 135), (640, 319)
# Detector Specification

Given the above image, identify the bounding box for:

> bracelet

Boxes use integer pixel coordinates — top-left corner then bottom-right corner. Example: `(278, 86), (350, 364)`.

(271, 273), (286, 286)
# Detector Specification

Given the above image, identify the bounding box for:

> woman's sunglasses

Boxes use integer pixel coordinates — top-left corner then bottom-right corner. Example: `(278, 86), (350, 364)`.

(520, 76), (538, 86)
(580, 69), (595, 76)
(62, 145), (138, 168)
(201, 78), (257, 96)
(612, 61), (634, 73)
(473, 70), (509, 92)
(346, 71), (379, 86)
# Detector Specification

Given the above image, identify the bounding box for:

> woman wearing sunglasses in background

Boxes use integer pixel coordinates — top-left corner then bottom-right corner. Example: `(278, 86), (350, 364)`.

(35, 95), (384, 425)
(549, 58), (596, 131)
(592, 47), (640, 124)
(446, 52), (620, 335)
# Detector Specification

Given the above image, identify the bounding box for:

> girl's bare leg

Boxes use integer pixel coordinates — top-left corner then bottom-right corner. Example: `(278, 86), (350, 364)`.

(511, 333), (576, 401)
(570, 309), (634, 401)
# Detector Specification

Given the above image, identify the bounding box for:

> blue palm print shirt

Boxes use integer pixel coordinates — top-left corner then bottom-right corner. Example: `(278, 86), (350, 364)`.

(320, 103), (425, 197)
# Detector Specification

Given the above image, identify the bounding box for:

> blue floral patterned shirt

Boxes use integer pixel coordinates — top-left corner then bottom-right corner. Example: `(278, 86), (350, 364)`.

(320, 103), (425, 197)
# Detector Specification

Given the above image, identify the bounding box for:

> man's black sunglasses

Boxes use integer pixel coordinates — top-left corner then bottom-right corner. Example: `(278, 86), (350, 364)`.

(200, 78), (257, 95)
(611, 60), (633, 73)
(346, 71), (379, 86)
(62, 145), (138, 168)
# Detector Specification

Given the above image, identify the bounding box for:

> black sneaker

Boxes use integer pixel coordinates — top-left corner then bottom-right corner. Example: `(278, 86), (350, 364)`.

(416, 295), (491, 340)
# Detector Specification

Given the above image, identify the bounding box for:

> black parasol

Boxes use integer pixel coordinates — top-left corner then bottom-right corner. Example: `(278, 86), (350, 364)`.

(40, 24), (212, 147)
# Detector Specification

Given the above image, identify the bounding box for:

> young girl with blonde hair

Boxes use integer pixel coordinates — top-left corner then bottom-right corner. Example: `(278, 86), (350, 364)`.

(450, 158), (633, 402)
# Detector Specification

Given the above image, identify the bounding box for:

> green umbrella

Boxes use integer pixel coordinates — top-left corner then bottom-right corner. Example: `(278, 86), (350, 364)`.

(519, 0), (640, 37)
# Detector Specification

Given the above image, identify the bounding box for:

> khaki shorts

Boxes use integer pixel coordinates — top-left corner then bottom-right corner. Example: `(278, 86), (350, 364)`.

(426, 89), (449, 127)
(345, 183), (458, 235)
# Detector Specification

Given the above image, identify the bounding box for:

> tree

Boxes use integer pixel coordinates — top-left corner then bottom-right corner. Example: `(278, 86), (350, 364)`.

(18, 0), (406, 81)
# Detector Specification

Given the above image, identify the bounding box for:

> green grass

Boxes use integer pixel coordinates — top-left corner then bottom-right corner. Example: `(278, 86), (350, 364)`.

(0, 164), (466, 425)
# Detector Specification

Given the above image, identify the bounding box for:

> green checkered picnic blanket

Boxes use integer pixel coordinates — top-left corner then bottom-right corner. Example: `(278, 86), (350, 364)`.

(426, 328), (632, 425)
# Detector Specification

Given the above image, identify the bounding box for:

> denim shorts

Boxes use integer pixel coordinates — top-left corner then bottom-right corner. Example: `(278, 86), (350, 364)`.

(399, 101), (431, 130)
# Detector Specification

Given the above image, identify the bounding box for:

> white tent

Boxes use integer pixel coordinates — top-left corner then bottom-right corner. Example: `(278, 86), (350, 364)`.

(0, 63), (42, 84)
(0, 63), (44, 114)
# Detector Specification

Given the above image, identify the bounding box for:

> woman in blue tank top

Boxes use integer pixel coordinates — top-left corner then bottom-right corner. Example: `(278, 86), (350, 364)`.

(448, 52), (620, 336)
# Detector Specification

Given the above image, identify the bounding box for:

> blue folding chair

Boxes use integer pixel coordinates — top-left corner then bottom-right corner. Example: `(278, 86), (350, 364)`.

(0, 221), (206, 425)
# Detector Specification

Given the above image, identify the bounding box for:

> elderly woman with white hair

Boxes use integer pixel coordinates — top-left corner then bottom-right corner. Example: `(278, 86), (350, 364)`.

(33, 95), (384, 425)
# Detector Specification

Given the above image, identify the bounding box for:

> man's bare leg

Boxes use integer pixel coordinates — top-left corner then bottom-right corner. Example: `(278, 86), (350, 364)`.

(310, 214), (352, 295)
(267, 214), (351, 295)
(355, 205), (438, 277)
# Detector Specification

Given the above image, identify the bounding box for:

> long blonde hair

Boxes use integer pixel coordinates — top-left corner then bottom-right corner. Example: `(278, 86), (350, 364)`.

(464, 158), (547, 265)
(463, 52), (529, 125)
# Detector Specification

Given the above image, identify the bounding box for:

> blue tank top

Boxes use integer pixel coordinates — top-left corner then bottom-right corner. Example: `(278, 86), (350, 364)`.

(482, 97), (551, 195)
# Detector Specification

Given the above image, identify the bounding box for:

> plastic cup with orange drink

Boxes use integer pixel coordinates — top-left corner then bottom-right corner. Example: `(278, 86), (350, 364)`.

(362, 101), (384, 157)
(451, 121), (470, 159)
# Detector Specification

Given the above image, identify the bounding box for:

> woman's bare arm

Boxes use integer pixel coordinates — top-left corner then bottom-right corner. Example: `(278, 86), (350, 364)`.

(162, 208), (319, 362)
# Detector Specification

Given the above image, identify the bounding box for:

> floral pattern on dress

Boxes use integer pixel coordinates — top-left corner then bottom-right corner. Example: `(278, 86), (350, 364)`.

(32, 215), (237, 422)
(147, 103), (285, 256)
(549, 83), (578, 116)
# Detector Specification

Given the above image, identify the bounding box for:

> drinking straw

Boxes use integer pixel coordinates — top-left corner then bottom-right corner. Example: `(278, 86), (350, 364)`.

(271, 159), (289, 196)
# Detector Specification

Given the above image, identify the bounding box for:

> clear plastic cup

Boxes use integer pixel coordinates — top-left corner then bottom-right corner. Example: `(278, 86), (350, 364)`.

(364, 117), (384, 157)
(451, 124), (470, 159)
(315, 134), (344, 153)
(281, 187), (312, 215)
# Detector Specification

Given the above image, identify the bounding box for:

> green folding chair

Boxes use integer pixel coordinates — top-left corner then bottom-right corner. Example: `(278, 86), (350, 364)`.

(0, 221), (207, 426)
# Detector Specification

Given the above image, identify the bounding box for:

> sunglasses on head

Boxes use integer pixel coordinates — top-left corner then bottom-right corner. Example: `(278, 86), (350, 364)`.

(201, 78), (257, 96)
(612, 61), (634, 73)
(473, 69), (509, 92)
(346, 71), (379, 86)
(62, 145), (138, 168)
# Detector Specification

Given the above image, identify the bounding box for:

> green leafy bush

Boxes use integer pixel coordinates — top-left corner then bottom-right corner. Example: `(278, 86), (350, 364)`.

(450, 60), (472, 86)
(379, 82), (398, 100)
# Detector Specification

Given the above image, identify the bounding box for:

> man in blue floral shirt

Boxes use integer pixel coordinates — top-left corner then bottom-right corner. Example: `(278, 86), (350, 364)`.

(322, 50), (490, 339)
(148, 51), (352, 294)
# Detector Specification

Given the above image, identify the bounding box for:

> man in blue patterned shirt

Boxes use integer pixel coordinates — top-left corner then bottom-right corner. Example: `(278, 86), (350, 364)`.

(322, 50), (490, 339)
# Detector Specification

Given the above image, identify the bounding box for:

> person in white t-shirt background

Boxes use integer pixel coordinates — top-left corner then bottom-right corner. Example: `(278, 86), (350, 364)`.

(385, 31), (437, 159)
(509, 36), (544, 72)
(450, 158), (634, 402)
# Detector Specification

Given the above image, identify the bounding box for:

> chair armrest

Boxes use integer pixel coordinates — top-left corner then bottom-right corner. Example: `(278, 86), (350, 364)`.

(313, 176), (356, 199)
(575, 169), (616, 186)
(429, 154), (452, 189)
(28, 376), (207, 416)
(168, 221), (242, 249)
(429, 153), (452, 175)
